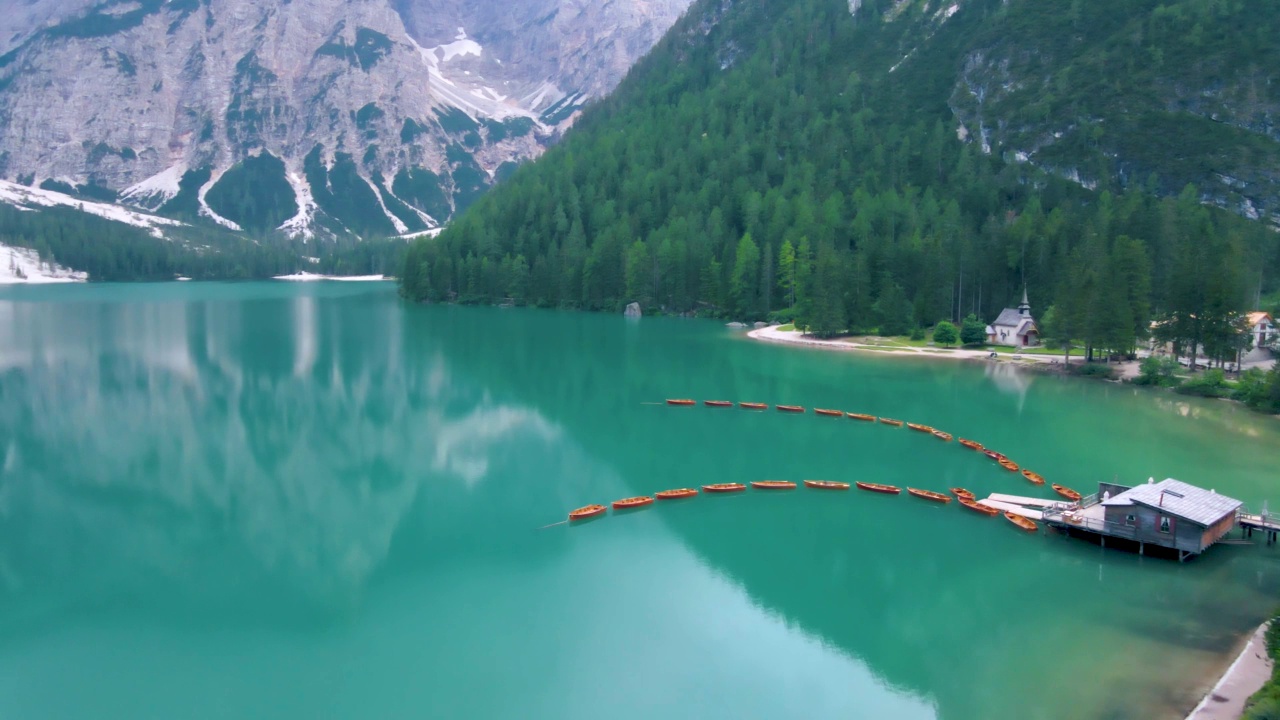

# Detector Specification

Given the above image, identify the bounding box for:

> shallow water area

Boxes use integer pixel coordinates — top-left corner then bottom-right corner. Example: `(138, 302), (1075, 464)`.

(0, 282), (1278, 720)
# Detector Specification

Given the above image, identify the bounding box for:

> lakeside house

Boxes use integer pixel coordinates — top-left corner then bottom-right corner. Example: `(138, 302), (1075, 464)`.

(1247, 311), (1276, 349)
(985, 290), (1039, 347)
(1042, 478), (1242, 561)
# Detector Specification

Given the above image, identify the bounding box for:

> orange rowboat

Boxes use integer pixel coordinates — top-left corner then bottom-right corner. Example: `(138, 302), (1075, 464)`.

(569, 504), (607, 521)
(612, 496), (654, 509)
(739, 402), (768, 410)
(703, 400), (733, 407)
(950, 487), (976, 500)
(958, 438), (983, 450)
(1004, 512), (1039, 532)
(932, 430), (953, 441)
(804, 480), (850, 490)
(703, 483), (747, 493)
(847, 413), (876, 421)
(751, 480), (797, 490)
(907, 422), (933, 433)
(666, 399), (695, 406)
(998, 458), (1020, 472)
(777, 405), (805, 413)
(879, 418), (904, 427)
(908, 488), (952, 503)
(1021, 469), (1046, 485)
(959, 498), (999, 516)
(856, 481), (901, 495)
(655, 488), (699, 499)
(1052, 484), (1082, 502)
(814, 408), (844, 417)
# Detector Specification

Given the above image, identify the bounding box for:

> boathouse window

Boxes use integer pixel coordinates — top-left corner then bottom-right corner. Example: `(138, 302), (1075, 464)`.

(1125, 514), (1137, 526)
(1159, 516), (1171, 533)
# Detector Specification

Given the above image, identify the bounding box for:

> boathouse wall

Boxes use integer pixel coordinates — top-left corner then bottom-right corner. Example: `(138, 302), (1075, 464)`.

(1102, 504), (1207, 553)
(1200, 514), (1235, 549)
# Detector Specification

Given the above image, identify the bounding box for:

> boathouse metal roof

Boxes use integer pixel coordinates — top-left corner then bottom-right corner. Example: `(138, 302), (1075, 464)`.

(1101, 479), (1242, 526)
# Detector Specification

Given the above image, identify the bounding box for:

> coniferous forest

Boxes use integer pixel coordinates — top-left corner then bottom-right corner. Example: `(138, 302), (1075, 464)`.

(400, 0), (1280, 367)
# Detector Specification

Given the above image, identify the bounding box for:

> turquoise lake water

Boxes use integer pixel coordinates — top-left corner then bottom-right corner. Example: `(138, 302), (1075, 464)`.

(0, 281), (1277, 719)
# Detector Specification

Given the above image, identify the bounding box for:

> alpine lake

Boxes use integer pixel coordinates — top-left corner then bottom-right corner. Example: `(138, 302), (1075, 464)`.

(1, 281), (1278, 720)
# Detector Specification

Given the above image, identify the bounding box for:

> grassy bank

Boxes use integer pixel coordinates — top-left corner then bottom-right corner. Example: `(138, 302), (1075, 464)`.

(1243, 620), (1280, 719)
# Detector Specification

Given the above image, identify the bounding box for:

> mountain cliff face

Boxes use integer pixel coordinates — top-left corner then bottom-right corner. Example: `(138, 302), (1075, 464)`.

(0, 0), (689, 238)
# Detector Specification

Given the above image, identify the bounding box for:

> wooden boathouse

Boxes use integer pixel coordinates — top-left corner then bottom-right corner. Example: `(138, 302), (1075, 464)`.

(1040, 479), (1242, 562)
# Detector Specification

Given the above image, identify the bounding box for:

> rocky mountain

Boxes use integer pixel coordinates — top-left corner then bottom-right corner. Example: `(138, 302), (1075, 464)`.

(0, 0), (690, 239)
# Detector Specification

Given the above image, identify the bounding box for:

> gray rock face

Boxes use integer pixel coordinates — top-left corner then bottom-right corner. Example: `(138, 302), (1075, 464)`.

(624, 302), (641, 317)
(0, 0), (691, 237)
(725, 322), (747, 329)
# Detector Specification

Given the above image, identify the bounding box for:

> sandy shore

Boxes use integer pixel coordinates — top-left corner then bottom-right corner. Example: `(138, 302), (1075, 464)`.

(1187, 622), (1274, 720)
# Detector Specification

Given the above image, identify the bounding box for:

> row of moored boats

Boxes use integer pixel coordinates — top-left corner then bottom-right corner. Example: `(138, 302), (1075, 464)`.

(569, 481), (1042, 532)
(662, 398), (1086, 504)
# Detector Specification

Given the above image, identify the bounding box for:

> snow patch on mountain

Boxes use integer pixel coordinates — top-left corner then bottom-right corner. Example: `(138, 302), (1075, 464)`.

(434, 28), (483, 63)
(196, 169), (243, 232)
(0, 180), (182, 238)
(0, 243), (87, 284)
(279, 170), (318, 240)
(120, 164), (186, 209)
(362, 175), (409, 235)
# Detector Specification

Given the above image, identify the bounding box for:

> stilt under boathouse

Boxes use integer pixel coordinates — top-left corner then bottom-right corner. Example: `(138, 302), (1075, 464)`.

(1041, 479), (1242, 562)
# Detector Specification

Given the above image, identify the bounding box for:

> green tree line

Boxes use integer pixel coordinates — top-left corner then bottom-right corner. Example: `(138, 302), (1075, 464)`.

(401, 0), (1276, 363)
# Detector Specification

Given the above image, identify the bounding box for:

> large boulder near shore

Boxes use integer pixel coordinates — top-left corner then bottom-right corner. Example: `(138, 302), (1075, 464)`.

(624, 302), (642, 317)
(726, 322), (748, 329)
(754, 321), (768, 328)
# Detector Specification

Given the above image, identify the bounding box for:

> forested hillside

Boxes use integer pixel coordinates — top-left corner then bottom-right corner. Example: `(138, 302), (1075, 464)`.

(401, 0), (1280, 363)
(0, 204), (402, 282)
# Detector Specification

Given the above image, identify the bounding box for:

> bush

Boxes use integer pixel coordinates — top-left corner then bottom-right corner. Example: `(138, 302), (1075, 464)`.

(933, 320), (959, 346)
(909, 326), (926, 341)
(1176, 368), (1231, 398)
(960, 314), (987, 346)
(1133, 356), (1182, 386)
(767, 306), (799, 325)
(1068, 362), (1117, 379)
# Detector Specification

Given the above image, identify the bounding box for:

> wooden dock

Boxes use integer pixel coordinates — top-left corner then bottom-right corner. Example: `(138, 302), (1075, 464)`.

(1239, 511), (1280, 545)
(978, 497), (1044, 520)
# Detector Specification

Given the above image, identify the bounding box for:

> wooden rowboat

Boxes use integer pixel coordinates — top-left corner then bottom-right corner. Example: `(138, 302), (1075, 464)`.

(932, 430), (953, 441)
(655, 488), (699, 499)
(814, 408), (844, 417)
(856, 481), (901, 495)
(1004, 511), (1039, 532)
(751, 480), (797, 490)
(803, 480), (850, 490)
(739, 402), (768, 410)
(846, 412), (877, 421)
(777, 405), (805, 413)
(703, 483), (747, 493)
(666, 399), (696, 406)
(1021, 469), (1046, 485)
(959, 498), (999, 516)
(907, 422), (933, 433)
(612, 496), (654, 509)
(950, 487), (976, 500)
(568, 504), (607, 521)
(703, 400), (733, 407)
(958, 438), (983, 450)
(907, 488), (952, 503)
(998, 458), (1020, 472)
(879, 418), (904, 427)
(1052, 484), (1082, 502)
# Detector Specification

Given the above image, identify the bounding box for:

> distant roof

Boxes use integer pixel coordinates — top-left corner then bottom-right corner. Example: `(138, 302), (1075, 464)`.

(992, 308), (1028, 328)
(1247, 311), (1273, 326)
(1102, 479), (1242, 526)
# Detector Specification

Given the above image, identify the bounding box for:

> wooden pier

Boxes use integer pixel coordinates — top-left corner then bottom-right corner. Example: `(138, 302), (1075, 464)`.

(1238, 510), (1280, 545)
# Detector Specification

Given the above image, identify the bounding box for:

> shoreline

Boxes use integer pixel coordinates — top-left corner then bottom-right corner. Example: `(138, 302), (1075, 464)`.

(745, 324), (1144, 378)
(1186, 621), (1273, 720)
